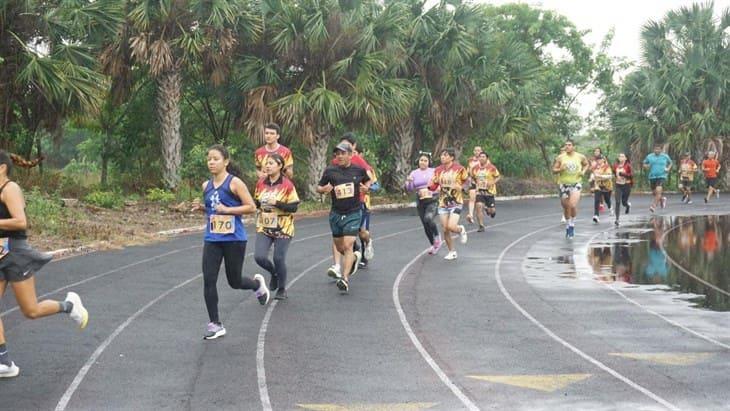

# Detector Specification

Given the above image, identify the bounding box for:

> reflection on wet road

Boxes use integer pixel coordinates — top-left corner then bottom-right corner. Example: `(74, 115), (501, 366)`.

(589, 214), (730, 311)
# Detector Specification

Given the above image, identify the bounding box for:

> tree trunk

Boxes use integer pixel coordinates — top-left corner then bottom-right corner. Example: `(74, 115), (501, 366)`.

(390, 117), (415, 191)
(305, 131), (330, 200)
(100, 151), (109, 187)
(157, 68), (182, 189)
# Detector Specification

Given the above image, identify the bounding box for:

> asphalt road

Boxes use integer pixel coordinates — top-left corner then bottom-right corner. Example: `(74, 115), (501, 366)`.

(1, 194), (728, 411)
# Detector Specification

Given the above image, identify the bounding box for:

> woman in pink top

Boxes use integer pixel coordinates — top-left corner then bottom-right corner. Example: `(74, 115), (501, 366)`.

(406, 153), (441, 254)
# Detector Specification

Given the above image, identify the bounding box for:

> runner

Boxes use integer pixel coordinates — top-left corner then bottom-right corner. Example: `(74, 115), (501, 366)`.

(0, 150), (88, 378)
(678, 152), (698, 204)
(558, 145), (567, 223)
(612, 152), (633, 226)
(192, 144), (270, 340)
(405, 152), (441, 254)
(702, 150), (721, 203)
(354, 145), (379, 269)
(253, 153), (300, 300)
(429, 148), (468, 260)
(591, 155), (613, 224)
(466, 146), (483, 221)
(467, 152), (501, 232)
(326, 134), (372, 277)
(589, 147), (607, 213)
(642, 144), (673, 213)
(552, 139), (589, 239)
(254, 123), (294, 180)
(317, 141), (371, 293)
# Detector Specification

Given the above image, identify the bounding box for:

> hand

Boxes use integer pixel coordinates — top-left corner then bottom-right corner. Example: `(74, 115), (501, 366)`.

(321, 183), (333, 193)
(360, 183), (369, 193)
(190, 198), (204, 212)
(406, 176), (414, 183)
(214, 204), (228, 214)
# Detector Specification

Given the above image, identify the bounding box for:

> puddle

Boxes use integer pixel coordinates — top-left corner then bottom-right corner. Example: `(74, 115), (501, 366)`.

(588, 215), (730, 311)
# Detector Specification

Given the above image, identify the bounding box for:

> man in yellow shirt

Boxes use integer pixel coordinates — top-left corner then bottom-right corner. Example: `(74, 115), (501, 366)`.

(552, 139), (589, 239)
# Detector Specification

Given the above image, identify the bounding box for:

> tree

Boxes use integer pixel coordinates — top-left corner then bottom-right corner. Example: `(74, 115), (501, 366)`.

(101, 0), (258, 189)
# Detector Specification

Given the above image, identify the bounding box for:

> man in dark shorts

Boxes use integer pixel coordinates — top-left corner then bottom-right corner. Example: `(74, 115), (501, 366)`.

(643, 144), (673, 213)
(467, 152), (501, 232)
(317, 142), (371, 293)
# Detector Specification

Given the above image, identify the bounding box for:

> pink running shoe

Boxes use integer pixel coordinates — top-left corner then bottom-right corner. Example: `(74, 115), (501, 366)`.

(428, 238), (442, 255)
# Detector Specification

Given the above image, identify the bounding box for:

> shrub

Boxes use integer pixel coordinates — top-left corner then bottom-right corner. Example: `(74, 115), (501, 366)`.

(145, 188), (176, 203)
(25, 188), (66, 235)
(84, 190), (125, 209)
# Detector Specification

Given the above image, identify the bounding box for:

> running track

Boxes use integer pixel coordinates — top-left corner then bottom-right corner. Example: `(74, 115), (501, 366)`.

(1, 196), (728, 411)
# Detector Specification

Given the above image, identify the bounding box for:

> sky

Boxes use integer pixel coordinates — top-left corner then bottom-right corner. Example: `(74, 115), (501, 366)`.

(424, 0), (730, 117)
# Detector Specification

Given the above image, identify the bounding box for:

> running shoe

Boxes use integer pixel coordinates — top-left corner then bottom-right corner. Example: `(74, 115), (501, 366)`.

(567, 225), (575, 239)
(428, 239), (442, 255)
(608, 207), (614, 216)
(327, 265), (342, 279)
(0, 362), (19, 378)
(704, 196), (708, 203)
(203, 322), (226, 340)
(561, 215), (566, 223)
(350, 251), (362, 277)
(614, 220), (620, 227)
(269, 275), (279, 291)
(364, 239), (374, 261)
(681, 194), (687, 203)
(358, 259), (368, 269)
(336, 278), (349, 293)
(275, 289), (288, 300)
(444, 251), (458, 260)
(592, 215), (599, 224)
(65, 292), (88, 330)
(625, 202), (631, 214)
(459, 225), (468, 244)
(477, 225), (485, 232)
(661, 197), (667, 209)
(716, 190), (720, 199)
(253, 274), (270, 305)
(687, 200), (693, 205)
(490, 211), (496, 218)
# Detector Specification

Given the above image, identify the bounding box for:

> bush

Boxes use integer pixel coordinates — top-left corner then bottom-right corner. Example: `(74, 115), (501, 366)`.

(84, 190), (125, 209)
(145, 188), (176, 203)
(25, 188), (66, 235)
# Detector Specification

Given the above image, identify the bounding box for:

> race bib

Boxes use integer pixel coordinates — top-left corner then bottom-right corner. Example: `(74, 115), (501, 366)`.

(334, 182), (355, 199)
(417, 188), (432, 199)
(441, 176), (455, 188)
(476, 179), (489, 191)
(0, 237), (8, 260)
(258, 212), (279, 229)
(209, 215), (234, 234)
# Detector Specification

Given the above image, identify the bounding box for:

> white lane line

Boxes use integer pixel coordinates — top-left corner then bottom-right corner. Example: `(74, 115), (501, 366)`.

(496, 224), (680, 411)
(580, 230), (730, 351)
(55, 274), (201, 411)
(1, 246), (200, 318)
(658, 217), (730, 297)
(257, 224), (430, 411)
(54, 217), (417, 411)
(391, 214), (556, 411)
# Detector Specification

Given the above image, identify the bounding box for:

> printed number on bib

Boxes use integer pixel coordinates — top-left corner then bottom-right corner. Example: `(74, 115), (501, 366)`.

(418, 188), (432, 199)
(476, 180), (490, 191)
(259, 212), (279, 229)
(334, 182), (355, 199)
(210, 215), (234, 234)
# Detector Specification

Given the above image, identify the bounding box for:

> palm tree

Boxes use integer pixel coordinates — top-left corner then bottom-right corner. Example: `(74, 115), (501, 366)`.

(100, 0), (258, 189)
(608, 3), (730, 167)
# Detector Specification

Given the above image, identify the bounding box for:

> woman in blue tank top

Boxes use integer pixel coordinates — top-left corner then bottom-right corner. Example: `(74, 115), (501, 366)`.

(0, 150), (89, 379)
(192, 145), (270, 340)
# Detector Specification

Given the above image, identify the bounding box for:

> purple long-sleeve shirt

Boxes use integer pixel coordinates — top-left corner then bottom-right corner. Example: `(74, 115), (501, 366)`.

(405, 167), (436, 194)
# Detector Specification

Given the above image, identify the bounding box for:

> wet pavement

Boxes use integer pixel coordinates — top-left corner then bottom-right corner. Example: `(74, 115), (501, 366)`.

(588, 214), (730, 311)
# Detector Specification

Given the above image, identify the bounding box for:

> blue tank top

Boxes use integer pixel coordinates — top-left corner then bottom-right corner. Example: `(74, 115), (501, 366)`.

(203, 174), (247, 242)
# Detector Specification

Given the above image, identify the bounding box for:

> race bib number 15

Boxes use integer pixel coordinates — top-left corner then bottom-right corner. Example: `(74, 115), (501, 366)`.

(210, 215), (235, 234)
(334, 182), (355, 199)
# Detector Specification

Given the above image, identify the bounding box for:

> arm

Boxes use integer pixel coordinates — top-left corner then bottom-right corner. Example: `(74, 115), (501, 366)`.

(191, 181), (208, 212)
(317, 170), (333, 194)
(552, 158), (562, 174)
(0, 183), (27, 231)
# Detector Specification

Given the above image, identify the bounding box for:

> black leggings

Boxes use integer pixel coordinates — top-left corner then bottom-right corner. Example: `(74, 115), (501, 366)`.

(254, 234), (291, 289)
(594, 191), (612, 216)
(202, 241), (258, 324)
(614, 184), (631, 220)
(417, 199), (440, 245)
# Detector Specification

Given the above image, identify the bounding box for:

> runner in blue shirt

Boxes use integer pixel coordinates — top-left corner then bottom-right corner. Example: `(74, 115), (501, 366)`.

(643, 144), (673, 213)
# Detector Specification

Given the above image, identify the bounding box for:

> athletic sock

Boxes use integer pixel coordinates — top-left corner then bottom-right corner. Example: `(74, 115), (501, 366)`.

(59, 300), (73, 313)
(569, 218), (575, 227)
(0, 343), (11, 366)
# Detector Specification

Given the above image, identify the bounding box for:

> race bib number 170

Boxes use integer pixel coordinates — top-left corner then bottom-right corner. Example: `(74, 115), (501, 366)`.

(210, 215), (235, 234)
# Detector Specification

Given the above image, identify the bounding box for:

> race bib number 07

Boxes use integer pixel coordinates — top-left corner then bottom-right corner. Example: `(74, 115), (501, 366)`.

(417, 188), (432, 199)
(334, 182), (355, 199)
(210, 215), (234, 234)
(259, 212), (279, 229)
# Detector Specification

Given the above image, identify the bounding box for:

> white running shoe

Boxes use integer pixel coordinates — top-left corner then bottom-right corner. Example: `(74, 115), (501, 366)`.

(444, 251), (458, 260)
(203, 322), (226, 340)
(592, 215), (599, 224)
(459, 225), (468, 244)
(364, 239), (374, 261)
(253, 274), (270, 305)
(0, 362), (19, 378)
(327, 265), (342, 279)
(609, 207), (614, 216)
(65, 292), (88, 329)
(561, 215), (566, 223)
